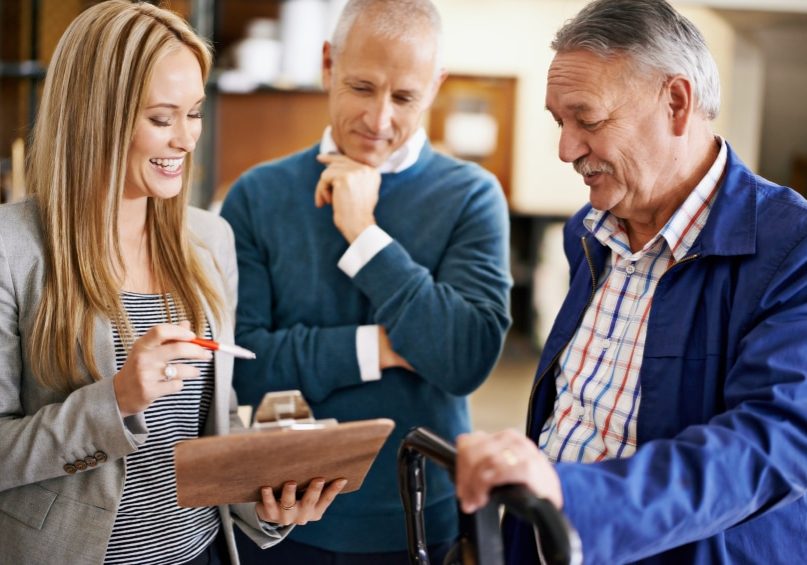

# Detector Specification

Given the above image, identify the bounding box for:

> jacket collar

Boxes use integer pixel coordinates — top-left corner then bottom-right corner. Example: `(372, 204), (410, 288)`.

(689, 142), (757, 257)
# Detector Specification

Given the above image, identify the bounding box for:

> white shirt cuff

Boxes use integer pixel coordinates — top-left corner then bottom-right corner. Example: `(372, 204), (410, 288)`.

(337, 225), (393, 278)
(356, 325), (381, 382)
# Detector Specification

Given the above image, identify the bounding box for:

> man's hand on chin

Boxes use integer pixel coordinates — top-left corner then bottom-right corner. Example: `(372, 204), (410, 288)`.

(315, 153), (381, 243)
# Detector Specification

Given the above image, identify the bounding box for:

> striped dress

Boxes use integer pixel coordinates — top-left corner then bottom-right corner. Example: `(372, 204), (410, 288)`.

(104, 292), (219, 564)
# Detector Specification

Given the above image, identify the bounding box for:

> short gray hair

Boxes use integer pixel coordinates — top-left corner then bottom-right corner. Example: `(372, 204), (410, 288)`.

(331, 0), (443, 70)
(552, 0), (720, 120)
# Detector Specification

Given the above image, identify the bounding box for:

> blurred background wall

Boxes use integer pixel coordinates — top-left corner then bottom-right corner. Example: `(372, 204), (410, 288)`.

(4, 1), (806, 206)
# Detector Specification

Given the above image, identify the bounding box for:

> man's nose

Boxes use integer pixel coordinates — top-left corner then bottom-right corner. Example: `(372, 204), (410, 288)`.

(558, 126), (588, 164)
(364, 95), (393, 133)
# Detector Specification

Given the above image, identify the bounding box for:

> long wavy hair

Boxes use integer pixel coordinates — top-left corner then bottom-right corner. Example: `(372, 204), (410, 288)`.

(27, 0), (223, 393)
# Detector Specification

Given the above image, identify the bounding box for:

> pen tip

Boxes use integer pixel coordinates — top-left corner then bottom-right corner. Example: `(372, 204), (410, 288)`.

(231, 344), (257, 360)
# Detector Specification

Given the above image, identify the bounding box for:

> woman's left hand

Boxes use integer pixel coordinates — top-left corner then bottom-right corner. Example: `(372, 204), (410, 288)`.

(255, 478), (348, 526)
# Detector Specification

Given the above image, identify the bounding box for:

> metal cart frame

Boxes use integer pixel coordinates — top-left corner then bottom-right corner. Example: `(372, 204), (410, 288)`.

(398, 427), (582, 565)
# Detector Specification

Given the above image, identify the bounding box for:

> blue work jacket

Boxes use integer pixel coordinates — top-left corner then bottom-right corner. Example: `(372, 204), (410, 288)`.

(504, 145), (807, 564)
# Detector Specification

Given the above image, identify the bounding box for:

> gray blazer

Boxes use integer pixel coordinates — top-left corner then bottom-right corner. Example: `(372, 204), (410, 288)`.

(0, 200), (282, 564)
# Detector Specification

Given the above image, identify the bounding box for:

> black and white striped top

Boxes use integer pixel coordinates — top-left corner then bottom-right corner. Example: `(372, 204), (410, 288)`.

(104, 292), (219, 564)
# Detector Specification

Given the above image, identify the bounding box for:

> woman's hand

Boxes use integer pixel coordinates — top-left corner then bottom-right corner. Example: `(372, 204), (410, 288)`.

(113, 321), (212, 417)
(255, 478), (348, 526)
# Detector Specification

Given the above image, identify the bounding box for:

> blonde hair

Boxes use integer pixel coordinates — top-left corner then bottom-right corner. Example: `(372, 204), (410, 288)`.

(28, 0), (223, 393)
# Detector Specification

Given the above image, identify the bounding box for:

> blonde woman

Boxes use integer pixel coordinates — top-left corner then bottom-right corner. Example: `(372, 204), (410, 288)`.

(0, 2), (344, 563)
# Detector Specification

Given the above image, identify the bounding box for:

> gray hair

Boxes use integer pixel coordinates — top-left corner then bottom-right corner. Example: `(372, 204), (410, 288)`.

(552, 0), (720, 120)
(331, 0), (444, 71)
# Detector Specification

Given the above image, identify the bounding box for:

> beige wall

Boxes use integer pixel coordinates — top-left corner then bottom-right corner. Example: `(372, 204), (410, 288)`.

(728, 33), (765, 172)
(433, 0), (764, 215)
(757, 26), (807, 186)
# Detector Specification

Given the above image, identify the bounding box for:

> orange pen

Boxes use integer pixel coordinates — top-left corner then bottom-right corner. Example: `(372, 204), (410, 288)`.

(189, 338), (256, 359)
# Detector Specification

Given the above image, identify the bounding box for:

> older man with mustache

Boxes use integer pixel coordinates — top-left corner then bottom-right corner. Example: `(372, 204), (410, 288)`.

(455, 1), (807, 563)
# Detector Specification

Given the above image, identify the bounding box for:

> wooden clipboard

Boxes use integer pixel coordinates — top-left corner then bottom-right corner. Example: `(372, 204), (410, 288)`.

(174, 418), (395, 508)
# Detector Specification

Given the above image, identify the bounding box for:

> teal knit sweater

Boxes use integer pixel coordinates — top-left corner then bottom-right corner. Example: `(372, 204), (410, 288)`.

(220, 142), (512, 553)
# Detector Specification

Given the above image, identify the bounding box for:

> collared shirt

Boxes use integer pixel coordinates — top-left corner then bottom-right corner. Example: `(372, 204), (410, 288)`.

(539, 138), (728, 463)
(319, 126), (427, 174)
(320, 127), (427, 381)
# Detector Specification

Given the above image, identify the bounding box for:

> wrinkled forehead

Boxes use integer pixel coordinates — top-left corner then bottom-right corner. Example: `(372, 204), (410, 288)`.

(335, 27), (440, 89)
(545, 50), (648, 112)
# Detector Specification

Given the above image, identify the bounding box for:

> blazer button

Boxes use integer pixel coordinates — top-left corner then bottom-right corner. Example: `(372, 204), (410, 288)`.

(94, 451), (108, 463)
(75, 460), (88, 471)
(85, 456), (97, 467)
(64, 463), (77, 474)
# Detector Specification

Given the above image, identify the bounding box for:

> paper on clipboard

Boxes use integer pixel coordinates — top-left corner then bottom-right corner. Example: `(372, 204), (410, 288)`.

(174, 418), (395, 508)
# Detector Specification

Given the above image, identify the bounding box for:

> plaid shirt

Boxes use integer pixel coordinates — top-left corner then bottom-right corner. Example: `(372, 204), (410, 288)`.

(539, 139), (728, 463)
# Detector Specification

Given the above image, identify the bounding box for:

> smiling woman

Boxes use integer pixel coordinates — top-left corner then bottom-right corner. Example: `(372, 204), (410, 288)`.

(125, 46), (205, 203)
(0, 2), (344, 564)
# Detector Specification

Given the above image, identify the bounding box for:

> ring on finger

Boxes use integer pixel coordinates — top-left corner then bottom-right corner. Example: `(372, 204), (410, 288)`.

(502, 448), (518, 467)
(163, 364), (178, 381)
(281, 501), (296, 510)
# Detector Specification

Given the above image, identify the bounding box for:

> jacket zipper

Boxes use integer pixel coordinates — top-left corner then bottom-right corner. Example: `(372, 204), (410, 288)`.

(525, 236), (598, 436)
(524, 238), (701, 437)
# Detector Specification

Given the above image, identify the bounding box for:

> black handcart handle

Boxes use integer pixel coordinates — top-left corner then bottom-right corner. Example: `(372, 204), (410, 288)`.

(398, 427), (582, 565)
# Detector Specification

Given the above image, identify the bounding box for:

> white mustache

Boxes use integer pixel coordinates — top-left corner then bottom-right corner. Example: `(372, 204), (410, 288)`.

(574, 159), (614, 176)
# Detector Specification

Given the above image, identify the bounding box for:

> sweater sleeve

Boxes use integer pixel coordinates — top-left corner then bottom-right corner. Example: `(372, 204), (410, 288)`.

(220, 177), (363, 406)
(350, 171), (512, 396)
(554, 234), (807, 563)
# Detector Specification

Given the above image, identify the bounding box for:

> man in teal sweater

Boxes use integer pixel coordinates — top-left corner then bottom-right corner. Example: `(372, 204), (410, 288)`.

(220, 0), (511, 563)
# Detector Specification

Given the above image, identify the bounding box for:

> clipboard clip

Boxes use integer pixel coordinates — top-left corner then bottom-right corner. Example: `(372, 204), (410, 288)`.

(252, 390), (337, 430)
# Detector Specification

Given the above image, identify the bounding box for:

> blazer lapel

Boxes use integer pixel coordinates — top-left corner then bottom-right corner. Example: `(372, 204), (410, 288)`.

(198, 254), (234, 438)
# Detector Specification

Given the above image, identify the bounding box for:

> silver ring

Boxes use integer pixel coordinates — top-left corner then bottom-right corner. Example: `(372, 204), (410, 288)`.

(163, 364), (178, 381)
(502, 448), (518, 467)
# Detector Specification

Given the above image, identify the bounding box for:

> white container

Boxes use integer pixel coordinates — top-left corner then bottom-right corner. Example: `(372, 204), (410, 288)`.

(234, 19), (281, 85)
(236, 37), (282, 84)
(279, 0), (328, 87)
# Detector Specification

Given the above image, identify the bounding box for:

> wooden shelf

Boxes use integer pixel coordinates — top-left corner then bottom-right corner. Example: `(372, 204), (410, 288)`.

(213, 89), (329, 200)
(429, 74), (516, 199)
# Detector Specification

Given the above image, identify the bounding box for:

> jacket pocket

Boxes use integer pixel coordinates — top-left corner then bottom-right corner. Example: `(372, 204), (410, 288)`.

(0, 483), (57, 530)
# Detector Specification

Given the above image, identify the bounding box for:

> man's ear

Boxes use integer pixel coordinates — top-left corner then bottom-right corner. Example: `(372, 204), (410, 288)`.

(426, 68), (449, 107)
(667, 75), (694, 136)
(322, 41), (334, 91)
